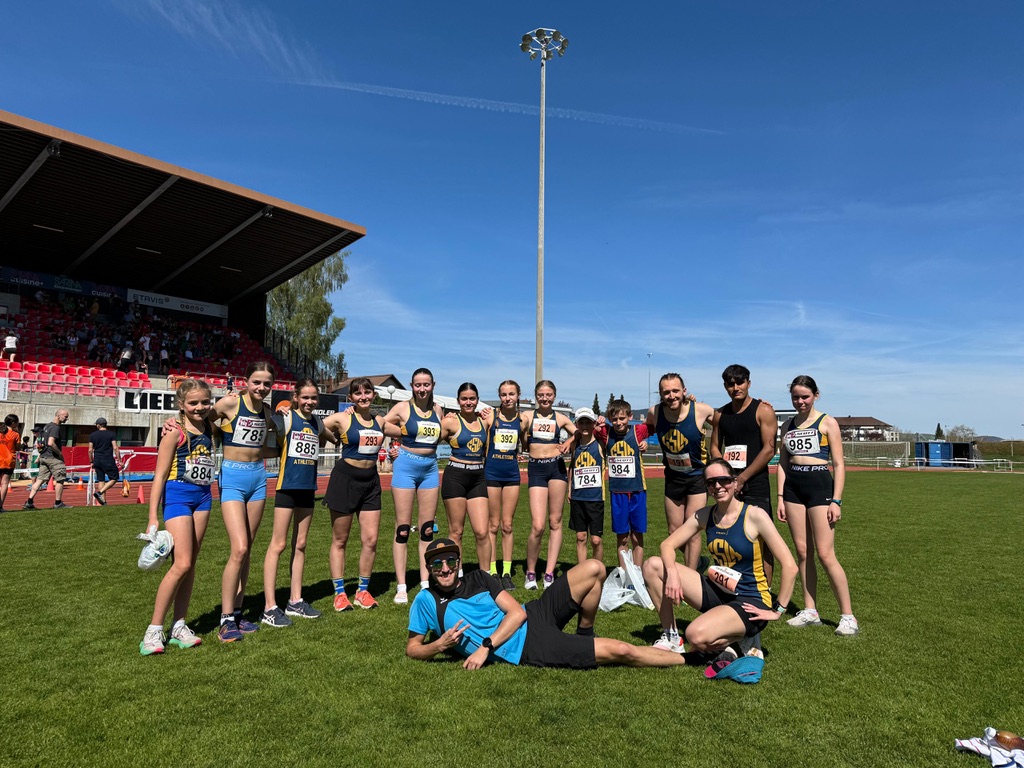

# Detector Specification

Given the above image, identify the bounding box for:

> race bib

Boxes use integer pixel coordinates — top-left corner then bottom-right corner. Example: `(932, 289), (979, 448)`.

(707, 564), (742, 594)
(234, 416), (266, 447)
(573, 465), (601, 489)
(184, 456), (215, 486)
(357, 428), (383, 455)
(288, 430), (320, 460)
(723, 444), (748, 469)
(493, 428), (518, 452)
(415, 421), (441, 445)
(532, 417), (557, 441)
(664, 452), (692, 472)
(784, 429), (820, 456)
(607, 456), (636, 478)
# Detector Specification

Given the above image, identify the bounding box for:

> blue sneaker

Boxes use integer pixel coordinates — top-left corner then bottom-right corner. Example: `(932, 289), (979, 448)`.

(261, 607), (292, 628)
(285, 600), (321, 619)
(236, 616), (260, 634)
(218, 620), (243, 643)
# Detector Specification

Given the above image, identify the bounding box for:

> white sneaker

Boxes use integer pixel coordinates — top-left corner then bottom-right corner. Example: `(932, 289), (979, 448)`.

(523, 572), (538, 590)
(835, 615), (860, 636)
(393, 589), (409, 605)
(139, 627), (165, 656)
(169, 622), (202, 649)
(786, 608), (822, 627)
(652, 632), (685, 653)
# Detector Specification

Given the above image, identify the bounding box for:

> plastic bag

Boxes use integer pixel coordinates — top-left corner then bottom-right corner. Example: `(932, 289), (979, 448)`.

(599, 567), (635, 612)
(136, 525), (174, 571)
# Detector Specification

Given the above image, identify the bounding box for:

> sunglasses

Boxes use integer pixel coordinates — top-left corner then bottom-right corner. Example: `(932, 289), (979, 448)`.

(704, 476), (735, 489)
(428, 555), (460, 573)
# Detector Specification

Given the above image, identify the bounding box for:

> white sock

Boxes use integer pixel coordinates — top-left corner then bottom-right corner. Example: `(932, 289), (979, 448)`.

(396, 584), (408, 593)
(667, 627), (680, 641)
(147, 624), (163, 633)
(172, 619), (185, 632)
(420, 580), (430, 590)
(841, 613), (856, 620)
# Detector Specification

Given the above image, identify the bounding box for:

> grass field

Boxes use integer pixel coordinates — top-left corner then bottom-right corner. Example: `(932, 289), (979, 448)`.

(2, 471), (1022, 767)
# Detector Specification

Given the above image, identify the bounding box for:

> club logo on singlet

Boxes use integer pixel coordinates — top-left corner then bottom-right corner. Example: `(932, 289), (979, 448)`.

(466, 437), (484, 454)
(661, 429), (691, 471)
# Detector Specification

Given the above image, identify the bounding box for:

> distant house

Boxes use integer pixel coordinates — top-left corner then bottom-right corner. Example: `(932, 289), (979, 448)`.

(834, 416), (898, 442)
(332, 374), (405, 402)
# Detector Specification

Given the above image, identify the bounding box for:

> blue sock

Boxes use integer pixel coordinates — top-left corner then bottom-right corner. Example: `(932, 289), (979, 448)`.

(357, 576), (370, 593)
(332, 578), (345, 596)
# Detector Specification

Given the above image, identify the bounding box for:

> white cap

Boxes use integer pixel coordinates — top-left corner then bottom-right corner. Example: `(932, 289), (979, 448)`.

(574, 407), (598, 423)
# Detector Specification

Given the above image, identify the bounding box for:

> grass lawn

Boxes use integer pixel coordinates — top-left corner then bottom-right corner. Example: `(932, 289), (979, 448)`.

(2, 471), (1022, 767)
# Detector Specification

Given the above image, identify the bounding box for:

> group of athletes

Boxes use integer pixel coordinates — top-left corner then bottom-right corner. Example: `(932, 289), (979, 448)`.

(141, 362), (859, 676)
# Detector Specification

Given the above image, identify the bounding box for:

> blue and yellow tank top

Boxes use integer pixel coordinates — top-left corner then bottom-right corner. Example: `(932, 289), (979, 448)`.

(341, 412), (384, 462)
(569, 439), (604, 502)
(655, 403), (706, 476)
(605, 425), (646, 494)
(486, 412), (521, 464)
(402, 402), (442, 452)
(276, 411), (320, 491)
(167, 422), (215, 486)
(782, 413), (830, 462)
(447, 414), (486, 462)
(220, 394), (269, 449)
(704, 503), (772, 608)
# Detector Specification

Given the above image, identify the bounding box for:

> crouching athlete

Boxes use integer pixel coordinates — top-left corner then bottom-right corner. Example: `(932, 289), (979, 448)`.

(406, 538), (687, 670)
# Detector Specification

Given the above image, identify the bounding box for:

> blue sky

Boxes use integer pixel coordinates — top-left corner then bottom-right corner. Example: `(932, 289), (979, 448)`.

(2, 1), (1021, 437)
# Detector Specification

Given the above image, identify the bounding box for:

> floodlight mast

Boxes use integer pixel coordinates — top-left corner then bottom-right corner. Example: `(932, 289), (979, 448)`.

(519, 28), (568, 384)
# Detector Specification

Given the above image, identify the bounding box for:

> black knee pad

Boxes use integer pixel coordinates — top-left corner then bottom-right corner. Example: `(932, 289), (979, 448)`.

(395, 524), (411, 544)
(419, 520), (437, 541)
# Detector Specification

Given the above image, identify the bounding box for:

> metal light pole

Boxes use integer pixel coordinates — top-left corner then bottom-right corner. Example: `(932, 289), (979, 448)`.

(520, 27), (568, 384)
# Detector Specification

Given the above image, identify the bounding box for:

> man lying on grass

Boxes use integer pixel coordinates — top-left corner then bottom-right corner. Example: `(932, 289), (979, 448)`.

(406, 538), (686, 669)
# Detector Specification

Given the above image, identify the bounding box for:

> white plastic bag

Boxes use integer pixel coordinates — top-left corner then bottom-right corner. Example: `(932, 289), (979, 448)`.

(599, 566), (634, 612)
(619, 549), (656, 610)
(137, 525), (174, 571)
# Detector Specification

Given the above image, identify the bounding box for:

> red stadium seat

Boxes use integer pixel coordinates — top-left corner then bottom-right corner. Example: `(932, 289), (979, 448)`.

(51, 364), (65, 375)
(37, 362), (51, 374)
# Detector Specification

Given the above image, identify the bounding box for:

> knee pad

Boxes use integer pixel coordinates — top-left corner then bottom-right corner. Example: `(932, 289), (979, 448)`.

(419, 520), (436, 542)
(395, 524), (411, 544)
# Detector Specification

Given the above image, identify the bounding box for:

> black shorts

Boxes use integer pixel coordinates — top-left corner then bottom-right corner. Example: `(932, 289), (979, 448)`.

(520, 574), (597, 669)
(738, 474), (772, 513)
(486, 478), (521, 489)
(569, 499), (604, 536)
(0, 467), (13, 476)
(664, 470), (705, 503)
(783, 465), (833, 508)
(93, 461), (119, 483)
(325, 461), (382, 516)
(527, 457), (567, 488)
(440, 463), (487, 500)
(275, 488), (316, 509)
(697, 576), (769, 639)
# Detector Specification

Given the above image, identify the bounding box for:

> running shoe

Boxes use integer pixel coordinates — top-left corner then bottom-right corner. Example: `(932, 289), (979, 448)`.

(393, 590), (409, 605)
(835, 615), (860, 636)
(169, 623), (202, 649)
(218, 620), (243, 643)
(786, 609), (822, 627)
(523, 572), (538, 590)
(93, 491), (106, 506)
(653, 632), (685, 654)
(22, 500), (35, 510)
(261, 607), (293, 628)
(53, 501), (71, 509)
(500, 574), (515, 592)
(542, 573), (555, 590)
(353, 590), (379, 610)
(286, 600), (321, 619)
(236, 616), (260, 634)
(334, 592), (354, 612)
(139, 627), (165, 656)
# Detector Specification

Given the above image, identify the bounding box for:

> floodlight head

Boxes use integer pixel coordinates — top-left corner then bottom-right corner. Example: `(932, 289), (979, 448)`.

(529, 51), (537, 60)
(522, 33), (532, 44)
(552, 30), (562, 41)
(520, 42), (531, 52)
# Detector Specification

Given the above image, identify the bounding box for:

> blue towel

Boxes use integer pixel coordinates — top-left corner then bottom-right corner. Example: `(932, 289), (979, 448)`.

(711, 655), (764, 684)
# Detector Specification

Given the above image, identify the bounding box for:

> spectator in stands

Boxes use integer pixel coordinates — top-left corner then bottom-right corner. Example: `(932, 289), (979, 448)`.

(23, 409), (71, 510)
(117, 342), (135, 372)
(2, 329), (17, 362)
(88, 417), (121, 506)
(0, 414), (21, 512)
(159, 346), (170, 374)
(138, 332), (151, 363)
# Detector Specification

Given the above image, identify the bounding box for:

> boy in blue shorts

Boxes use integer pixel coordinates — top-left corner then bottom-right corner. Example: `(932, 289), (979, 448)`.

(596, 400), (650, 567)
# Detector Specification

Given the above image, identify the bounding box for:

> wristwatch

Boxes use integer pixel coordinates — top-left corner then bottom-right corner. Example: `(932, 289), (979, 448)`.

(481, 637), (494, 652)
(773, 601), (787, 615)
(830, 498), (843, 507)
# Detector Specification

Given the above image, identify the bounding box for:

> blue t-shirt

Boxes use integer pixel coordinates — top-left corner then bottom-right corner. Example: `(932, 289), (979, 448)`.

(408, 570), (527, 665)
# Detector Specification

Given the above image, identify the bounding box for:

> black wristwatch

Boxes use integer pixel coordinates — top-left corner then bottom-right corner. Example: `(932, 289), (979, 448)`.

(829, 498), (843, 507)
(481, 637), (494, 652)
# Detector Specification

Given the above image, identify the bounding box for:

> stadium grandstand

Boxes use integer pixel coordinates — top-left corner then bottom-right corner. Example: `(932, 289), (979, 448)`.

(0, 108), (365, 483)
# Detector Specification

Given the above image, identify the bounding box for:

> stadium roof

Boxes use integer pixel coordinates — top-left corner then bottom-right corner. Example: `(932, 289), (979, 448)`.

(0, 109), (365, 305)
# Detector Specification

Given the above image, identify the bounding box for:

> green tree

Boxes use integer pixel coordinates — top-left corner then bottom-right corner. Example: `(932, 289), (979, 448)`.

(267, 251), (349, 378)
(555, 399), (572, 410)
(606, 392), (615, 414)
(592, 393), (601, 415)
(934, 422), (944, 440)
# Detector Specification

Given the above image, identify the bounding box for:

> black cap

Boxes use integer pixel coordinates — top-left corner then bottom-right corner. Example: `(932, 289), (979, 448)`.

(424, 537), (461, 563)
(95, 417), (108, 426)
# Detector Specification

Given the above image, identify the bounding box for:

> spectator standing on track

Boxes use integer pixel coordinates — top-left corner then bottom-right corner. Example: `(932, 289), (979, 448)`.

(23, 409), (71, 510)
(88, 417), (121, 506)
(0, 414), (21, 512)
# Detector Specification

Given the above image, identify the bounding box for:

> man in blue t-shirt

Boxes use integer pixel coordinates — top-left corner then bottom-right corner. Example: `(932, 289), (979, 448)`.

(406, 538), (687, 670)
